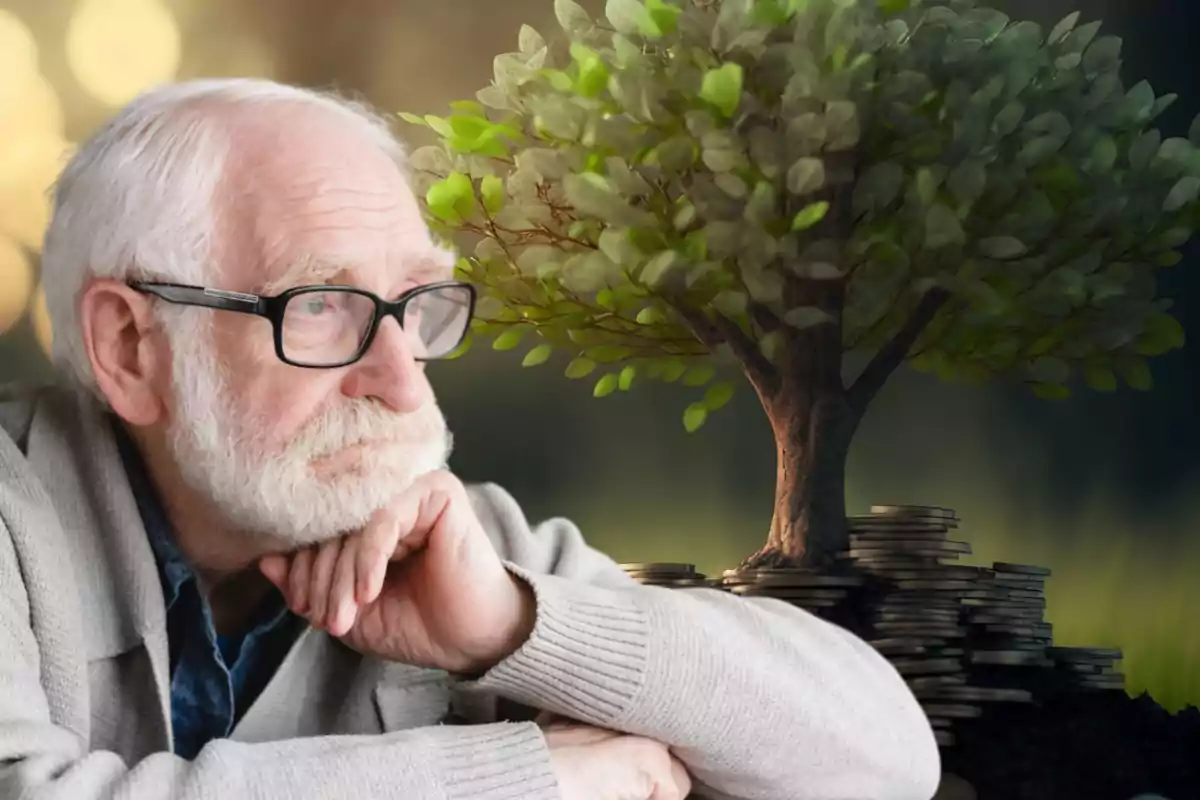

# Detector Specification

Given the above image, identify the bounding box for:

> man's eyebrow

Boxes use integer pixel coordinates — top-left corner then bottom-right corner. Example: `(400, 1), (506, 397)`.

(257, 255), (345, 295)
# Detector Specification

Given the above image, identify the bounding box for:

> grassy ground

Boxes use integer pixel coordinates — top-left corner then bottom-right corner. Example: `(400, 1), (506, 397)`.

(571, 498), (1200, 714)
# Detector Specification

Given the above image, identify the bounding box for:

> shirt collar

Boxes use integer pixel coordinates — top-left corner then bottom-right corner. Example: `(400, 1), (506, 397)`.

(109, 416), (194, 610)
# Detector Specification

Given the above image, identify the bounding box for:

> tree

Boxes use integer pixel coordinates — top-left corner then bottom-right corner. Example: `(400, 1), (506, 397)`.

(399, 0), (1196, 568)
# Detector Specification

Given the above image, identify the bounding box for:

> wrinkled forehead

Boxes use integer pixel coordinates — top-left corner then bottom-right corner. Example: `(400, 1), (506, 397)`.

(216, 104), (457, 294)
(260, 241), (458, 295)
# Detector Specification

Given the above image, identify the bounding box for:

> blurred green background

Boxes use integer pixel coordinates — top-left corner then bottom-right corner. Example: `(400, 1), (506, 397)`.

(0, 0), (1195, 712)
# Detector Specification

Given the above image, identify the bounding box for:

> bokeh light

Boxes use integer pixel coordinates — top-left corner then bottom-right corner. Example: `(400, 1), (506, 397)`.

(66, 0), (182, 107)
(0, 9), (39, 109)
(0, 136), (74, 252)
(30, 283), (52, 357)
(0, 73), (66, 137)
(0, 235), (33, 336)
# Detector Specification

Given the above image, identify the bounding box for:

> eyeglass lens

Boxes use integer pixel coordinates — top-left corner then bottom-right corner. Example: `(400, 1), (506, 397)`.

(280, 286), (471, 365)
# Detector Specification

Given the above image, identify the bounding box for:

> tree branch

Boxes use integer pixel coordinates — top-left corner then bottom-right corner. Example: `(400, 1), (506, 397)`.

(846, 287), (952, 416)
(674, 305), (781, 397)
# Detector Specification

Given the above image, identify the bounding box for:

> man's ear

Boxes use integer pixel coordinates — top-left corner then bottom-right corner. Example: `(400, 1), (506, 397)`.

(79, 278), (168, 426)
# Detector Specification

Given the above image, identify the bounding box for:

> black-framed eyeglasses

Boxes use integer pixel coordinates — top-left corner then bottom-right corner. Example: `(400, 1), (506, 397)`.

(129, 280), (476, 368)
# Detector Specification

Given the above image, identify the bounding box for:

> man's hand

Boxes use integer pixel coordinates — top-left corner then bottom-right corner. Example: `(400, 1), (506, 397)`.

(544, 721), (692, 800)
(258, 470), (535, 674)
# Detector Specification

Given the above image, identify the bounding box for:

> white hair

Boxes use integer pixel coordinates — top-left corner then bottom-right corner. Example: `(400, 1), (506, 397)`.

(40, 78), (409, 400)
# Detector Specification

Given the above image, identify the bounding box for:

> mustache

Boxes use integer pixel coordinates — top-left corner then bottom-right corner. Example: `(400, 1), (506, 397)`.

(283, 401), (446, 461)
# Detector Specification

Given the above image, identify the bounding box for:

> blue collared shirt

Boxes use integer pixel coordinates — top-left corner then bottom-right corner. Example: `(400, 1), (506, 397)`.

(112, 420), (306, 760)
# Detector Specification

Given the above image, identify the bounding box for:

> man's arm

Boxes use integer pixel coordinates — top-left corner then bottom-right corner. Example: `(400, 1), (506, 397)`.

(463, 483), (943, 800)
(0, 517), (559, 800)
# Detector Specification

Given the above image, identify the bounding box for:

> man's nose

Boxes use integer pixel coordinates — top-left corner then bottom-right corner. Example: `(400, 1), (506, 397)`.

(340, 315), (430, 412)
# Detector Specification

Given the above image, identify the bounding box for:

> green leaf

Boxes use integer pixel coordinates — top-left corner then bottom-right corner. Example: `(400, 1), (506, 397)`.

(700, 63), (745, 118)
(555, 0), (592, 35)
(1083, 363), (1118, 392)
(425, 172), (474, 223)
(947, 161), (986, 208)
(480, 174), (505, 214)
(618, 365), (637, 390)
(1157, 251), (1183, 267)
(636, 306), (666, 324)
(703, 380), (735, 410)
(978, 237), (1027, 259)
(924, 203), (965, 249)
(661, 359), (687, 382)
(645, 0), (681, 35)
(522, 343), (553, 366)
(1118, 358), (1153, 391)
(571, 45), (610, 96)
(1047, 11), (1080, 44)
(605, 0), (659, 37)
(682, 364), (716, 387)
(565, 357), (598, 378)
(640, 250), (680, 286)
(519, 24), (546, 54)
(683, 403), (708, 432)
(787, 158), (825, 196)
(1135, 312), (1186, 355)
(1164, 176), (1200, 212)
(398, 112), (428, 126)
(853, 162), (904, 215)
(791, 201), (830, 231)
(878, 0), (909, 13)
(1031, 382), (1070, 401)
(593, 373), (619, 397)
(492, 328), (527, 351)
(562, 172), (653, 226)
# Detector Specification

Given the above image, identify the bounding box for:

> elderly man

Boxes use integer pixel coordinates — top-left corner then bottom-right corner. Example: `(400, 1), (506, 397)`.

(0, 78), (939, 800)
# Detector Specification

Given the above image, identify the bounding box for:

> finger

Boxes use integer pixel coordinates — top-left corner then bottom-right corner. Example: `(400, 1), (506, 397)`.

(542, 724), (621, 748)
(669, 756), (692, 799)
(356, 509), (404, 604)
(288, 548), (315, 615)
(309, 538), (343, 628)
(384, 471), (460, 557)
(328, 536), (360, 637)
(259, 554), (288, 587)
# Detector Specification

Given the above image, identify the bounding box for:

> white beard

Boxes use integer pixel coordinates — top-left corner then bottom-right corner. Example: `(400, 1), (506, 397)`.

(163, 318), (452, 547)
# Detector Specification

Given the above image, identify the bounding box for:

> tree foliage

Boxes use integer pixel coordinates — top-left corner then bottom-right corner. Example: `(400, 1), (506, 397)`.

(400, 0), (1195, 430)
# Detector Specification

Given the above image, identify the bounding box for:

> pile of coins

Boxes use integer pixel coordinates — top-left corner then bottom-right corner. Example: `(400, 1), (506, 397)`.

(618, 507), (1127, 748)
(617, 562), (715, 588)
(1049, 647), (1126, 692)
(719, 568), (864, 613)
(839, 505), (985, 745)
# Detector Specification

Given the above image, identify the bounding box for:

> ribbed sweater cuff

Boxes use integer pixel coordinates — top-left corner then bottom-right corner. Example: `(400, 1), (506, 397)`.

(425, 722), (559, 800)
(474, 562), (651, 727)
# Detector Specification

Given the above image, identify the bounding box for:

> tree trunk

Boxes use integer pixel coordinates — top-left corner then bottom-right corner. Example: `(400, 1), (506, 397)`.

(741, 391), (857, 569)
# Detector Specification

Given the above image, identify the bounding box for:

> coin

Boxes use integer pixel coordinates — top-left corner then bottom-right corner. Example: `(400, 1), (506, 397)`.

(892, 657), (963, 675)
(1048, 647), (1121, 661)
(991, 563), (1051, 576)
(870, 505), (958, 519)
(620, 563), (696, 574)
(920, 703), (982, 718)
(970, 650), (1053, 667)
(907, 674), (966, 689)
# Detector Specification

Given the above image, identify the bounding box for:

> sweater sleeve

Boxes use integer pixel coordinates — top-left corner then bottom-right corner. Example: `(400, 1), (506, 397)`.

(0, 507), (559, 800)
(462, 482), (943, 800)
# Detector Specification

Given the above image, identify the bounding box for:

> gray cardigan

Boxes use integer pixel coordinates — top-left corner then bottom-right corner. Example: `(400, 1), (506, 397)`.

(0, 383), (940, 799)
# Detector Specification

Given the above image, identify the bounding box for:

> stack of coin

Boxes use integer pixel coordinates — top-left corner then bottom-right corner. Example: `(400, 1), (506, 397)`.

(963, 563), (1055, 672)
(838, 505), (979, 745)
(618, 563), (715, 588)
(1048, 646), (1126, 692)
(719, 568), (864, 613)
